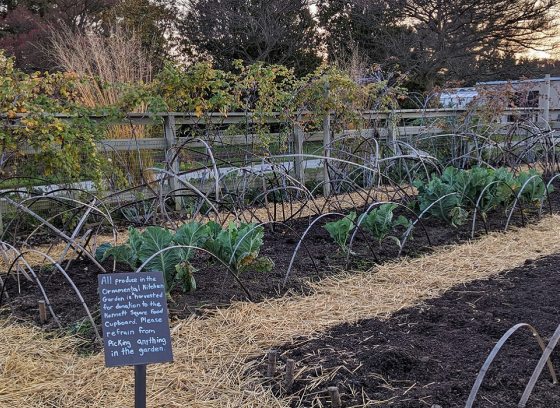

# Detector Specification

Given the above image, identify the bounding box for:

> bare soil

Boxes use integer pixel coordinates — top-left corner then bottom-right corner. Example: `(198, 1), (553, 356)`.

(3, 193), (560, 339)
(257, 253), (560, 407)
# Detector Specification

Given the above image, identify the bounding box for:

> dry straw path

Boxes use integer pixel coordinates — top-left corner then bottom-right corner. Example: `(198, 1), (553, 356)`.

(2, 215), (560, 407)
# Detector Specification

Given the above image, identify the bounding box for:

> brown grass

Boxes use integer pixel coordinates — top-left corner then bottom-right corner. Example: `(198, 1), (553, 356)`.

(50, 25), (155, 184)
(1, 215), (559, 407)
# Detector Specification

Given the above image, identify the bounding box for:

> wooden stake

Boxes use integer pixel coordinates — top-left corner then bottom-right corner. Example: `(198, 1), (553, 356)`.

(285, 359), (295, 391)
(328, 386), (342, 408)
(38, 300), (47, 323)
(267, 349), (278, 378)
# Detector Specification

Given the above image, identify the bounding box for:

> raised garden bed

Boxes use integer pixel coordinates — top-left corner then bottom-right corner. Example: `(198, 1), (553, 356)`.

(4, 188), (560, 335)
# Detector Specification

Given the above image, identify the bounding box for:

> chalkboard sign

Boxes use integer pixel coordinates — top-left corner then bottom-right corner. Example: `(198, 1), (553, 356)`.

(98, 271), (174, 367)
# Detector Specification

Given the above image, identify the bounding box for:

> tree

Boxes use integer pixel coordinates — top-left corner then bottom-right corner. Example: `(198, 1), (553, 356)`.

(0, 6), (47, 70)
(318, 0), (404, 65)
(318, 0), (560, 90)
(100, 0), (177, 70)
(0, 0), (116, 71)
(178, 0), (321, 75)
(0, 0), (176, 72)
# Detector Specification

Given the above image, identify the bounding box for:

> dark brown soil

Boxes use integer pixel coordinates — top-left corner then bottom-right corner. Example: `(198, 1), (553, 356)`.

(256, 253), (560, 407)
(2, 192), (559, 337)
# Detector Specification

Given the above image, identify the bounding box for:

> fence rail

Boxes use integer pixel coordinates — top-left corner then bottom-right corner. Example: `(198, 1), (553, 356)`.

(18, 106), (560, 153)
(2, 106), (560, 233)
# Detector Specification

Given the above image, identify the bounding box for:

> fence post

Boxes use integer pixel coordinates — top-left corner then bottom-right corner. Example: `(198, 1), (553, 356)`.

(387, 111), (399, 153)
(267, 349), (278, 378)
(164, 114), (181, 211)
(38, 300), (47, 323)
(323, 82), (331, 198)
(294, 117), (305, 186)
(543, 73), (551, 127)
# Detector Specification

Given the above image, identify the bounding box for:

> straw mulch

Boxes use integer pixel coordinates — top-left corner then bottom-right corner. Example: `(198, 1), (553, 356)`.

(2, 215), (560, 407)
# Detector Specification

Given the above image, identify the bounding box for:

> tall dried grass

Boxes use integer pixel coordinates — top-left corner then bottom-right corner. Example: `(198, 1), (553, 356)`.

(50, 26), (156, 185)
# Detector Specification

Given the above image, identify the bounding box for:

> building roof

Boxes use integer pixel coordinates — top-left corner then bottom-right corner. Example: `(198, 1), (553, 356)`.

(440, 87), (477, 95)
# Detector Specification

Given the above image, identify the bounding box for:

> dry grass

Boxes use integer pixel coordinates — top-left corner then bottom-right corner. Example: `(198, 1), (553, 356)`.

(50, 26), (152, 107)
(208, 184), (412, 224)
(50, 26), (155, 184)
(2, 215), (560, 407)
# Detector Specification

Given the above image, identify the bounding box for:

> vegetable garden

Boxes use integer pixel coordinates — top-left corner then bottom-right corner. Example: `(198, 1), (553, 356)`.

(2, 55), (560, 406)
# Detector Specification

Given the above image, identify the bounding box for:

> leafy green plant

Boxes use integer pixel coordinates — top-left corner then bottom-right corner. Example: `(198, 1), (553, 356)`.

(203, 221), (267, 274)
(360, 204), (411, 247)
(413, 177), (466, 227)
(174, 221), (210, 258)
(464, 167), (550, 216)
(323, 212), (356, 254)
(413, 166), (552, 226)
(442, 166), (488, 206)
(96, 223), (207, 293)
(97, 220), (270, 291)
(443, 166), (506, 222)
(476, 167), (517, 220)
(516, 169), (553, 205)
(492, 168), (518, 202)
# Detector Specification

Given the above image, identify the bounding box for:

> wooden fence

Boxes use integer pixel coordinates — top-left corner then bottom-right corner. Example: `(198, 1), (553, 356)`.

(86, 106), (560, 197)
(2, 106), (560, 226)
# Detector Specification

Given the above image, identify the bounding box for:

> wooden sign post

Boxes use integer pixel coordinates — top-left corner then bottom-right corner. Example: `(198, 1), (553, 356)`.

(98, 271), (174, 408)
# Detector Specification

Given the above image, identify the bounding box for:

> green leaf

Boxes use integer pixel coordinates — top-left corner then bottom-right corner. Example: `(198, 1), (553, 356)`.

(206, 220), (223, 239)
(362, 204), (395, 244)
(137, 226), (185, 287)
(174, 221), (209, 258)
(101, 244), (138, 269)
(97, 227), (144, 269)
(485, 168), (517, 210)
(416, 177), (461, 225)
(204, 225), (234, 266)
(203, 222), (265, 273)
(324, 212), (356, 253)
(361, 204), (411, 245)
(516, 169), (549, 205)
(95, 242), (112, 261)
(128, 227), (143, 255)
(174, 262), (196, 293)
(234, 223), (265, 270)
(394, 215), (412, 229)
